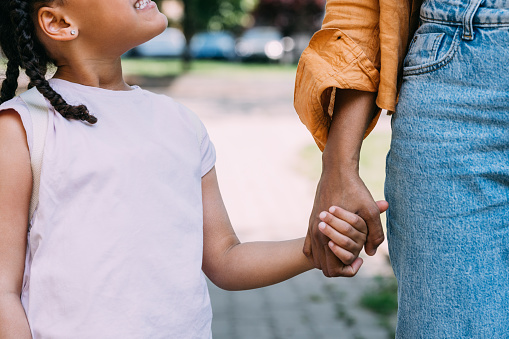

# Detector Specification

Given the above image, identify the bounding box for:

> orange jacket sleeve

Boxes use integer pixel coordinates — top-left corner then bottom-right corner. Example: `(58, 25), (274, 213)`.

(294, 0), (421, 151)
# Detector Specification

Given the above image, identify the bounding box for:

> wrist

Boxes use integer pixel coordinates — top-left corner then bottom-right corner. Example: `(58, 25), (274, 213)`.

(321, 152), (360, 178)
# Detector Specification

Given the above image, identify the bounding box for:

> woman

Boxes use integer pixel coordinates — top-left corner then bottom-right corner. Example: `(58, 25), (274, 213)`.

(295, 0), (509, 337)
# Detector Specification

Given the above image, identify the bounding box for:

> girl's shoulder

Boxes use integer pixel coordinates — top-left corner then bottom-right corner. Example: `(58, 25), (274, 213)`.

(0, 95), (30, 114)
(0, 95), (34, 152)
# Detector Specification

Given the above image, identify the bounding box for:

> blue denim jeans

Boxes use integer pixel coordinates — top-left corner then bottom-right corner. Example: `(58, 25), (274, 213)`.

(385, 0), (509, 337)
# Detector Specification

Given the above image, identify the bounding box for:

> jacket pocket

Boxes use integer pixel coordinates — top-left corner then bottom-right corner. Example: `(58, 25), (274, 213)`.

(403, 23), (461, 76)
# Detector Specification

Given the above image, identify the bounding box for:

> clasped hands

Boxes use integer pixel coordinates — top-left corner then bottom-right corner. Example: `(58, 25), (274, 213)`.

(304, 173), (389, 277)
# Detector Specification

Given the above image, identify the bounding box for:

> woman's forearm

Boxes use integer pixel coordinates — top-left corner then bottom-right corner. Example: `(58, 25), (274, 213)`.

(322, 89), (377, 174)
(208, 238), (313, 291)
(0, 294), (31, 338)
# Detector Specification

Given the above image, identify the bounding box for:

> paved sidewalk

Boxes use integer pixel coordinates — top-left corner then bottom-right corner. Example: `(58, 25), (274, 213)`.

(152, 70), (395, 339)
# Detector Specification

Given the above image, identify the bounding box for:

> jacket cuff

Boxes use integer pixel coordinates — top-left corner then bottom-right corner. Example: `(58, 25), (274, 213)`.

(294, 28), (380, 151)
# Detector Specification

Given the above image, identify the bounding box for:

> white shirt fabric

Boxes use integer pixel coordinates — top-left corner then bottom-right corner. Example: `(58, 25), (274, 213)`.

(0, 79), (216, 338)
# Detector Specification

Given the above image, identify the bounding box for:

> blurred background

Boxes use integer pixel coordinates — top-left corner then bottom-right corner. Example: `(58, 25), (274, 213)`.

(126, 0), (325, 65)
(1, 0), (398, 337)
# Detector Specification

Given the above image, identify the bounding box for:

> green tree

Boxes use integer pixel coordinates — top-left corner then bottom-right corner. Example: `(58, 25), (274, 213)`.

(155, 0), (251, 68)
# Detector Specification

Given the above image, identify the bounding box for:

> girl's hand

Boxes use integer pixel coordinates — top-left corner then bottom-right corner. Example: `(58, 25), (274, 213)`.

(318, 202), (388, 266)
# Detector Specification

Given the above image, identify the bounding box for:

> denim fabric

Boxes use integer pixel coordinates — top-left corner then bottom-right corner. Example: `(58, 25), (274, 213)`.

(385, 0), (509, 337)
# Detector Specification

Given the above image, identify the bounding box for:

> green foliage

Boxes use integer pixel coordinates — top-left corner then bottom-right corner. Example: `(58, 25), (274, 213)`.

(180, 0), (246, 35)
(121, 58), (296, 77)
(360, 276), (398, 316)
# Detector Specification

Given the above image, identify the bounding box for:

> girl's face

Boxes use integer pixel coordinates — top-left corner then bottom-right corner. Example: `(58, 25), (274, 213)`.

(61, 0), (169, 57)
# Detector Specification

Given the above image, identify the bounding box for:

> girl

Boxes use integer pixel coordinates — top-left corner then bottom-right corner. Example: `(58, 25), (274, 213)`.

(0, 1), (388, 338)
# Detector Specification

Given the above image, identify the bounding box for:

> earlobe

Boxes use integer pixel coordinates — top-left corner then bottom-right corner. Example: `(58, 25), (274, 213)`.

(38, 7), (77, 41)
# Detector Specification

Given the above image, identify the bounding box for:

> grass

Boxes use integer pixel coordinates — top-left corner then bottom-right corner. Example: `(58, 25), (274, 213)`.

(360, 276), (398, 316)
(1, 58), (297, 80)
(121, 58), (297, 78)
(360, 275), (398, 338)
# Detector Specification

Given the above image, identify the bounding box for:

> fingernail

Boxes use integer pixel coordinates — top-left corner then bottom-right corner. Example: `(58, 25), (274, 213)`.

(328, 241), (334, 248)
(329, 206), (335, 213)
(318, 222), (326, 230)
(319, 211), (327, 219)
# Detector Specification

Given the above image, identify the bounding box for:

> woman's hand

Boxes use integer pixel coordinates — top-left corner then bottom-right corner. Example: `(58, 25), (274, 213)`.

(303, 89), (383, 277)
(305, 168), (387, 277)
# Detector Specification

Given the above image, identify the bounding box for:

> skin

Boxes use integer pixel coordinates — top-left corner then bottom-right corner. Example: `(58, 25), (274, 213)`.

(35, 0), (169, 89)
(305, 89), (386, 277)
(0, 111), (32, 338)
(201, 167), (387, 290)
(0, 1), (384, 336)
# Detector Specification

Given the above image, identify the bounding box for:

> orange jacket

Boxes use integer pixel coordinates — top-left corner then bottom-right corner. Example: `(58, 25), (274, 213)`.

(294, 0), (423, 150)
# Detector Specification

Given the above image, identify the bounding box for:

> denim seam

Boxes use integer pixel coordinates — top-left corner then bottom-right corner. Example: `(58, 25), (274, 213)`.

(431, 33), (445, 58)
(420, 16), (509, 27)
(403, 28), (461, 77)
(462, 0), (485, 40)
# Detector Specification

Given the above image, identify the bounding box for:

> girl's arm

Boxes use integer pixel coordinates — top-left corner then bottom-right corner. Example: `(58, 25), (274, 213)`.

(0, 110), (32, 338)
(201, 167), (366, 291)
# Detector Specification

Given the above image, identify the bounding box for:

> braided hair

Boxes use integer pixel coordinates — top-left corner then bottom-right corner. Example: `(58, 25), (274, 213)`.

(0, 0), (97, 124)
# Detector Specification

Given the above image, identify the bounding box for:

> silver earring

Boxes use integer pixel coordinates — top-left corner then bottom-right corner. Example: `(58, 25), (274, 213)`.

(70, 30), (76, 35)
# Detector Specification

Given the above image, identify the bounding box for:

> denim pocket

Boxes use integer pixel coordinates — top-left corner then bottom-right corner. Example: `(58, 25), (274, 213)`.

(403, 23), (461, 76)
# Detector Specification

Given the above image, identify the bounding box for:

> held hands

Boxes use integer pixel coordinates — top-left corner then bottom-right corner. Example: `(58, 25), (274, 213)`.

(304, 169), (389, 277)
(314, 202), (388, 277)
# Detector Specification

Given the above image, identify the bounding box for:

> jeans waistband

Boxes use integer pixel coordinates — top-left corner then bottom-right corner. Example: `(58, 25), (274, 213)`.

(421, 0), (509, 33)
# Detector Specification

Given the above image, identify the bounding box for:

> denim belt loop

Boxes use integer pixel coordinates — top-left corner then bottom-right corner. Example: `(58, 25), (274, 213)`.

(462, 0), (485, 40)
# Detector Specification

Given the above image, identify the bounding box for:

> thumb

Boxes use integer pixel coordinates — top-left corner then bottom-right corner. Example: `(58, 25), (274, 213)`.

(376, 200), (389, 214)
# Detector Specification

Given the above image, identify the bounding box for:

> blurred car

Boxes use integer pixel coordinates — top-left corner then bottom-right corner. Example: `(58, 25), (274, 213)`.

(127, 28), (186, 58)
(235, 27), (284, 61)
(190, 31), (236, 60)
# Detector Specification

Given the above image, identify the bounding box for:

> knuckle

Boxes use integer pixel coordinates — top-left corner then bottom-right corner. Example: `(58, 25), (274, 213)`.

(348, 269), (358, 277)
(336, 236), (351, 249)
(335, 268), (351, 277)
(370, 233), (385, 245)
(303, 247), (312, 258)
(343, 252), (356, 264)
(343, 224), (356, 236)
(350, 214), (362, 226)
(322, 213), (333, 224)
(361, 206), (380, 221)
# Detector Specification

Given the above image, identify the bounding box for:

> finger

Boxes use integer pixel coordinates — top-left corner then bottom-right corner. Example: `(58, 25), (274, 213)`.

(327, 240), (358, 266)
(319, 210), (366, 242)
(362, 208), (385, 256)
(326, 252), (363, 277)
(318, 221), (363, 254)
(303, 231), (313, 259)
(311, 238), (324, 270)
(310, 212), (337, 272)
(306, 226), (322, 270)
(342, 257), (363, 277)
(376, 200), (389, 213)
(327, 207), (367, 235)
(323, 244), (345, 277)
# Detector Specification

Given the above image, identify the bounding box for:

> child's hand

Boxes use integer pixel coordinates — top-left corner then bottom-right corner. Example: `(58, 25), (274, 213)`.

(317, 206), (368, 266)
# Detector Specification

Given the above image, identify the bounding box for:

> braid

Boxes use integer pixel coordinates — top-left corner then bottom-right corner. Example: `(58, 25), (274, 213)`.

(0, 59), (20, 103)
(1, 0), (97, 124)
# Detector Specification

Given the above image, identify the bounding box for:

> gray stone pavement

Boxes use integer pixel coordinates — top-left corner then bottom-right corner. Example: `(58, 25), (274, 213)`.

(147, 69), (395, 339)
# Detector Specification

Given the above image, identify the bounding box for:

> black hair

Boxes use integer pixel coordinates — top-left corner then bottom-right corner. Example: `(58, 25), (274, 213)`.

(0, 0), (97, 124)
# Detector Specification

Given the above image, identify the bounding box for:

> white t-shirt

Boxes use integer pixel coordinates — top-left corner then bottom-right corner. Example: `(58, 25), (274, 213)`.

(0, 79), (216, 338)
